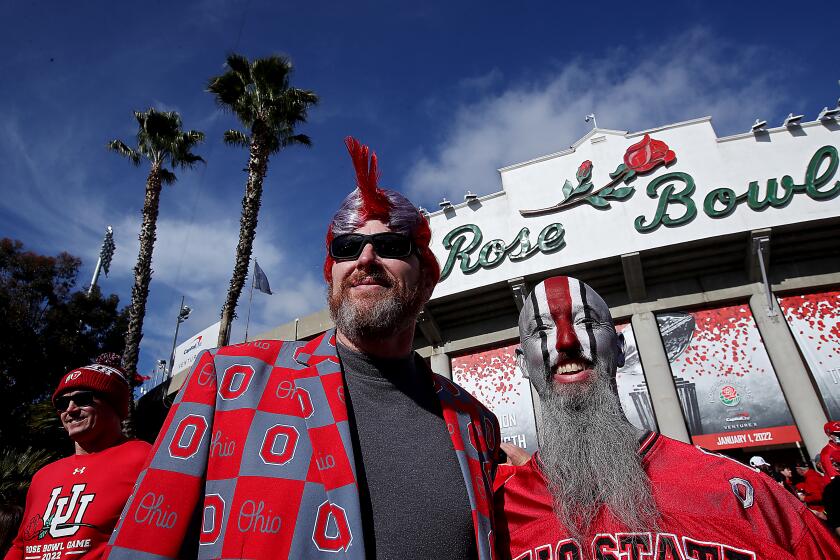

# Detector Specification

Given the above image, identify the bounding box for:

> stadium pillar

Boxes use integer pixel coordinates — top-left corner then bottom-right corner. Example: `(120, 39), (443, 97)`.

(631, 312), (691, 443)
(749, 292), (828, 461)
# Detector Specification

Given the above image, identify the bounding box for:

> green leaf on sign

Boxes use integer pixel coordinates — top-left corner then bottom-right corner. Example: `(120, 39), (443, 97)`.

(610, 186), (635, 199)
(586, 195), (610, 208)
(562, 179), (574, 200)
(623, 169), (636, 184)
(609, 163), (627, 179)
(600, 186), (614, 196)
(571, 181), (592, 196)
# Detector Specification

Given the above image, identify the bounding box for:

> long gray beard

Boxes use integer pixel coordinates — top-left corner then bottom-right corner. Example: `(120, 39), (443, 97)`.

(329, 282), (421, 343)
(538, 374), (659, 539)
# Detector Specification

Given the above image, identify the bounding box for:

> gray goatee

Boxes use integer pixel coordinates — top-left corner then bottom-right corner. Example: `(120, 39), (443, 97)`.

(328, 268), (422, 343)
(538, 372), (659, 539)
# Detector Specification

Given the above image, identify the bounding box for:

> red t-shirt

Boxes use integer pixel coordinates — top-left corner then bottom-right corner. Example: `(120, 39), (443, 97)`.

(5, 439), (150, 560)
(821, 441), (840, 480)
(494, 433), (840, 559)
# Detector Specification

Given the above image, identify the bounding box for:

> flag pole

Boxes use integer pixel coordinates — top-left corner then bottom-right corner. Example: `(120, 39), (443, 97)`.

(244, 258), (256, 342)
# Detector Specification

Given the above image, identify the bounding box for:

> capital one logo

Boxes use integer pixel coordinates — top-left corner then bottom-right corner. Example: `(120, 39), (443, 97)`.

(169, 414), (208, 460)
(42, 484), (95, 538)
(219, 364), (255, 400)
(312, 501), (352, 552)
(200, 494), (225, 545)
(260, 424), (299, 465)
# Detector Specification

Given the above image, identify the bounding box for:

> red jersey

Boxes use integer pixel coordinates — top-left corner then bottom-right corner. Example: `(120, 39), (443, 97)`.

(495, 432), (840, 559)
(5, 439), (150, 560)
(821, 441), (840, 480)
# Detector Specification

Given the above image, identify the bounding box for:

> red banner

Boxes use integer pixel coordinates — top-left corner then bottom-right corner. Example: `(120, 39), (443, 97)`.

(692, 425), (801, 451)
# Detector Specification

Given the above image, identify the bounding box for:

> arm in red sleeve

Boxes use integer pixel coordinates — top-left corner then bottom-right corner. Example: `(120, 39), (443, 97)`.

(105, 350), (218, 558)
(793, 506), (840, 559)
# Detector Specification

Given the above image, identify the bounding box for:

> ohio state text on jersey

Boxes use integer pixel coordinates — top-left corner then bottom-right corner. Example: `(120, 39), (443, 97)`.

(106, 330), (501, 559)
(494, 433), (840, 560)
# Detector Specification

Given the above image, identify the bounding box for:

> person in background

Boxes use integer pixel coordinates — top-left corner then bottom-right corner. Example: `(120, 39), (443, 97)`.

(821, 421), (840, 480)
(105, 138), (500, 560)
(748, 455), (784, 484)
(5, 357), (150, 559)
(778, 464), (797, 494)
(494, 275), (840, 559)
(795, 461), (828, 513)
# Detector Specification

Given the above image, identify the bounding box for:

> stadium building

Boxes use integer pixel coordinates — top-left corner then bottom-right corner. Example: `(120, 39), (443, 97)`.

(170, 112), (840, 466)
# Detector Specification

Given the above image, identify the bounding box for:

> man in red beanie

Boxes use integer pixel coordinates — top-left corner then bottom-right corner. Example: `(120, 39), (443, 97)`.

(105, 138), (500, 560)
(5, 359), (150, 560)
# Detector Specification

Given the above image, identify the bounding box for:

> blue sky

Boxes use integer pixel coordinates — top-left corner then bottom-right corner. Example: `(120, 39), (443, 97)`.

(1, 0), (837, 378)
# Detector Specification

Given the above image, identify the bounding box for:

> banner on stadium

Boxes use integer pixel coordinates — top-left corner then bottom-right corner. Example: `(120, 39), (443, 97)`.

(172, 321), (221, 379)
(451, 343), (539, 451)
(656, 304), (800, 450)
(779, 291), (840, 420)
(615, 323), (657, 433)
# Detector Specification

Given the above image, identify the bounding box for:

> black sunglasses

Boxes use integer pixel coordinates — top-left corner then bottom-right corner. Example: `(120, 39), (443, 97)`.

(55, 391), (98, 412)
(330, 233), (414, 261)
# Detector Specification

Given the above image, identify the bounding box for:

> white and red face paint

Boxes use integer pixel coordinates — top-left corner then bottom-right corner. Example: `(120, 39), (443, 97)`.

(518, 276), (622, 396)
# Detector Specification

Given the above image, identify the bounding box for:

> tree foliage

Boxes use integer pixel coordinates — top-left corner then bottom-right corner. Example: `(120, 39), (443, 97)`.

(108, 109), (203, 434)
(207, 54), (318, 345)
(0, 239), (127, 459)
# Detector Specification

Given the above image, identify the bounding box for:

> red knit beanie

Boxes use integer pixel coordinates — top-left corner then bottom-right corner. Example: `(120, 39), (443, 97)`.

(52, 363), (131, 418)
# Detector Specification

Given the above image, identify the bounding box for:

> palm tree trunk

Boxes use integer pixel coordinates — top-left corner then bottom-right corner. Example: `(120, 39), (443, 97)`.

(218, 133), (270, 346)
(122, 165), (163, 435)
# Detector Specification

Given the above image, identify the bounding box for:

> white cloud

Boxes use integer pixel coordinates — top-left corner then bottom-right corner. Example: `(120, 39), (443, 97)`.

(404, 29), (789, 202)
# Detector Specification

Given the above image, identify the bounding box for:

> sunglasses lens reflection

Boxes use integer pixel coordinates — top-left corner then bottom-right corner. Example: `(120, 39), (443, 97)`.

(56, 391), (96, 411)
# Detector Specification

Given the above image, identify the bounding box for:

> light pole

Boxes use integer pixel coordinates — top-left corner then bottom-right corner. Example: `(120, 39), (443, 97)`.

(88, 226), (115, 296)
(167, 296), (191, 380)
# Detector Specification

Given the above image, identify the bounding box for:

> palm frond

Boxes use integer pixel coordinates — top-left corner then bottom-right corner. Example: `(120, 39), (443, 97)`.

(107, 140), (142, 165)
(0, 446), (55, 503)
(208, 72), (246, 110)
(251, 56), (290, 97)
(223, 129), (250, 148)
(158, 168), (177, 185)
(225, 53), (252, 81)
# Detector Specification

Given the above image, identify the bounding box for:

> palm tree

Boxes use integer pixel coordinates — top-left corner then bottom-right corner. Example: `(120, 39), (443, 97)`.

(208, 53), (318, 346)
(109, 109), (204, 430)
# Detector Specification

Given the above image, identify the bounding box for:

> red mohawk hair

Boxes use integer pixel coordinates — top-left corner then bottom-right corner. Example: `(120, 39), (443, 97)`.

(345, 136), (392, 222)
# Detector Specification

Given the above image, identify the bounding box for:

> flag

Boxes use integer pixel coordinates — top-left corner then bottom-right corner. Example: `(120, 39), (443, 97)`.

(254, 261), (272, 295)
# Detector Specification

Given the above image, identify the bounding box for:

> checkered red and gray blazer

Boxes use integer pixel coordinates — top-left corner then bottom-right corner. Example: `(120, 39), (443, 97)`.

(106, 330), (501, 559)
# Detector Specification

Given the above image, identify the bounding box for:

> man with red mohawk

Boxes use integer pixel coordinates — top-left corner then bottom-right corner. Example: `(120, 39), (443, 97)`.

(105, 138), (501, 559)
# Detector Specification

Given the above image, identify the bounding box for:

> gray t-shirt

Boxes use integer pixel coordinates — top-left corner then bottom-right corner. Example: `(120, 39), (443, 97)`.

(338, 343), (476, 560)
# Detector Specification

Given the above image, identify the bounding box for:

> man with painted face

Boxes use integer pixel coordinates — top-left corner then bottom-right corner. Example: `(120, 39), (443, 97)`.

(494, 275), (840, 559)
(106, 138), (500, 560)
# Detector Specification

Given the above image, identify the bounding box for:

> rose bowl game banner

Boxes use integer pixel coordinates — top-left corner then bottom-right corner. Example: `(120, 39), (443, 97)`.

(615, 322), (657, 433)
(451, 343), (538, 451)
(656, 304), (800, 451)
(779, 291), (840, 420)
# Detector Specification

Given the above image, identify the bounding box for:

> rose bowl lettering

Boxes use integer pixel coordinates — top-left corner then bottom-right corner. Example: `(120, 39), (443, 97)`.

(514, 533), (756, 560)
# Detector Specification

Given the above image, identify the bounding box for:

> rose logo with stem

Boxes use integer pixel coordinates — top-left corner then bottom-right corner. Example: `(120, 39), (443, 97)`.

(520, 134), (677, 217)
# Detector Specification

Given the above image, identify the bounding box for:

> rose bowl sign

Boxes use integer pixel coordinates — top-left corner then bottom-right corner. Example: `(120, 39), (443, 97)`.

(429, 118), (840, 296)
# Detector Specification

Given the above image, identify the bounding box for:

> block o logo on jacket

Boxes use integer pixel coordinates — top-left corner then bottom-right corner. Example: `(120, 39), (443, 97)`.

(200, 493), (225, 545)
(169, 414), (208, 460)
(259, 424), (299, 465)
(219, 364), (255, 400)
(312, 501), (352, 552)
